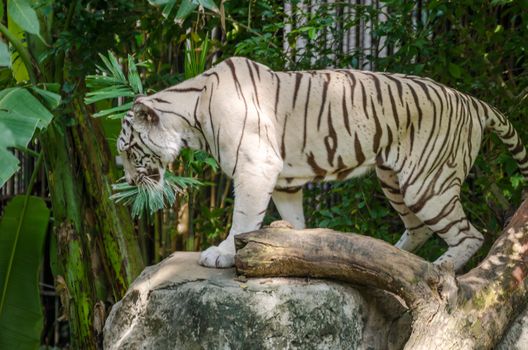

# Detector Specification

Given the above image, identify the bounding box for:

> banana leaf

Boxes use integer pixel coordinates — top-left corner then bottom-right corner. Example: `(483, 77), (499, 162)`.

(0, 196), (50, 350)
(0, 87), (59, 187)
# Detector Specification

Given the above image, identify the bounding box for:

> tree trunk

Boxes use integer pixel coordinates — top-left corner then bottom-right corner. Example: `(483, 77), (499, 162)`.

(235, 199), (528, 349)
(70, 100), (144, 296)
(41, 121), (98, 349)
(41, 106), (144, 349)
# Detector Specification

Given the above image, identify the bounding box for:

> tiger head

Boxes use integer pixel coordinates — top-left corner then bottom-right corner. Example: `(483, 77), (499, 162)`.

(117, 98), (184, 187)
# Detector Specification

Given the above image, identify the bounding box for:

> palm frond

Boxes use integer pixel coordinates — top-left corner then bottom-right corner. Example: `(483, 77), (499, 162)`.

(110, 171), (202, 218)
(85, 51), (143, 119)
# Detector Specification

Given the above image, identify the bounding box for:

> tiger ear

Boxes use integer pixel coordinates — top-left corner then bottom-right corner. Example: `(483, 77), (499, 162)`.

(133, 101), (159, 124)
(134, 94), (146, 103)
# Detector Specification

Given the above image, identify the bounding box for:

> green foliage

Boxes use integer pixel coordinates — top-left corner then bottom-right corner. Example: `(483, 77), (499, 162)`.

(111, 172), (202, 218)
(0, 196), (50, 350)
(0, 41), (10, 67)
(0, 87), (60, 187)
(0, 0), (60, 187)
(302, 178), (399, 243)
(85, 52), (143, 119)
(148, 0), (219, 24)
(7, 0), (42, 39)
(184, 34), (210, 79)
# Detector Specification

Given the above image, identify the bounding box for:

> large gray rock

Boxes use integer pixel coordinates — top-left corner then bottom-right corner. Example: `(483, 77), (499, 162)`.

(104, 252), (410, 350)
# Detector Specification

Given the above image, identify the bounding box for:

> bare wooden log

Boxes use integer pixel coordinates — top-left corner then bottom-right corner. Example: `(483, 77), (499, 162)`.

(235, 228), (451, 310)
(235, 199), (528, 349)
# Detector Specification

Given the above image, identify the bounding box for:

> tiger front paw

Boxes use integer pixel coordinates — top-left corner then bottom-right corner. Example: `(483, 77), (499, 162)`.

(199, 245), (235, 268)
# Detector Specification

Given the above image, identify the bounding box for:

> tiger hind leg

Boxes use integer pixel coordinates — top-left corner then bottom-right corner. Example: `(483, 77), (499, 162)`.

(402, 187), (484, 271)
(271, 187), (306, 229)
(376, 166), (433, 252)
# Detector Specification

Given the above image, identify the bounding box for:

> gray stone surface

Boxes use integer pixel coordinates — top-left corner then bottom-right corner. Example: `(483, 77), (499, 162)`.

(103, 252), (410, 350)
(497, 305), (528, 350)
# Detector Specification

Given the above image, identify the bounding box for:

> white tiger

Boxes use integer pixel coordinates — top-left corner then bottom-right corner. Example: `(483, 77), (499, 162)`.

(117, 57), (528, 270)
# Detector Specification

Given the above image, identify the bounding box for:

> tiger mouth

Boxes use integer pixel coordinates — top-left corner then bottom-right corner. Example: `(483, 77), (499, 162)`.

(133, 168), (162, 186)
(146, 168), (161, 181)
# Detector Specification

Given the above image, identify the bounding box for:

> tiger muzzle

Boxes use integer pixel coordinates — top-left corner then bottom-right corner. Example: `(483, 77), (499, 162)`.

(130, 167), (162, 185)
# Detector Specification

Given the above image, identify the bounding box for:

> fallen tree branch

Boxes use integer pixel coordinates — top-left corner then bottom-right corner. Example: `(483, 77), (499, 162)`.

(235, 227), (453, 310)
(235, 199), (528, 349)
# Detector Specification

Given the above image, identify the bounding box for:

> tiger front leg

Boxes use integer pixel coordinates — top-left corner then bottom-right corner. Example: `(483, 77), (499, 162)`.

(199, 152), (282, 268)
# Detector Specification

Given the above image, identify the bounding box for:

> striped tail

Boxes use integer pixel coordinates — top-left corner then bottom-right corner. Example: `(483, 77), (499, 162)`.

(487, 108), (528, 179)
